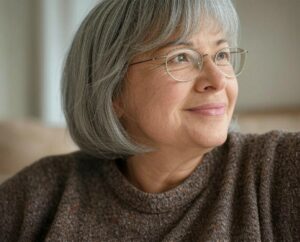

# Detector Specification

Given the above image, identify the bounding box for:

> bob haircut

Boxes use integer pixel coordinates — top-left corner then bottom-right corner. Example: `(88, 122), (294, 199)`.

(62, 0), (239, 159)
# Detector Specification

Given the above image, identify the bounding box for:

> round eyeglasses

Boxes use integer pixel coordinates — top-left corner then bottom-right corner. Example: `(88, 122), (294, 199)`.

(130, 47), (248, 82)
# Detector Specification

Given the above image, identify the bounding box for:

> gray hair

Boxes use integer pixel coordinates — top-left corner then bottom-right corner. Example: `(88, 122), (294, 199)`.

(62, 0), (239, 159)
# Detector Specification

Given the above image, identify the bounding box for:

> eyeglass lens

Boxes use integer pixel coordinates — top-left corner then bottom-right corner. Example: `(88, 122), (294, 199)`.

(166, 48), (247, 82)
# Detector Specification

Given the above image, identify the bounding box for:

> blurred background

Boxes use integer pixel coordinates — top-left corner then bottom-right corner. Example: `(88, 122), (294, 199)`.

(0, 0), (299, 183)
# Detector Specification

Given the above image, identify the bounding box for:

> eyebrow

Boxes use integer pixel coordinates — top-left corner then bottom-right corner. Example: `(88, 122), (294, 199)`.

(158, 38), (228, 50)
(215, 39), (228, 46)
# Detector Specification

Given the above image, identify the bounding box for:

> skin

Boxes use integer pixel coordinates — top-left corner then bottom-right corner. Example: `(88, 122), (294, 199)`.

(114, 29), (238, 193)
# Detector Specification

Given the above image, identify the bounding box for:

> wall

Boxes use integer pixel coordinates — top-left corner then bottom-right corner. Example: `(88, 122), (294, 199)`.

(0, 0), (37, 119)
(0, 0), (99, 124)
(235, 0), (300, 112)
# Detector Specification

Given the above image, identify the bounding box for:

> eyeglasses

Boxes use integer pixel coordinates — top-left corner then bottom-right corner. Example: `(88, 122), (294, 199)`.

(130, 47), (248, 82)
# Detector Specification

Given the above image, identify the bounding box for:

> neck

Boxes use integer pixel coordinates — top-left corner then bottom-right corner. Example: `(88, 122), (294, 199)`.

(122, 147), (210, 193)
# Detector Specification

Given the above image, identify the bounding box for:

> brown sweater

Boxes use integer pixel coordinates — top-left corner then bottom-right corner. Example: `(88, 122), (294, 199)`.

(0, 131), (299, 241)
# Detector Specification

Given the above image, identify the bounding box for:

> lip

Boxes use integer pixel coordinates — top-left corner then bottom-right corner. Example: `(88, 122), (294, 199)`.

(186, 103), (226, 116)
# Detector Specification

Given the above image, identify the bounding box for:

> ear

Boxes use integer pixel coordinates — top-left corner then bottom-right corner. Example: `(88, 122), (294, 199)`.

(113, 97), (125, 118)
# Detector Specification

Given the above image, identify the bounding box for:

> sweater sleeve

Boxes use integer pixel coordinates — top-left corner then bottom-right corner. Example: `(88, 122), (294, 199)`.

(271, 132), (300, 241)
(0, 155), (72, 241)
(0, 169), (27, 241)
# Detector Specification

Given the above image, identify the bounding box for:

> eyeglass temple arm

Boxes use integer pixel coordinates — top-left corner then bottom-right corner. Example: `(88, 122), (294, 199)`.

(130, 56), (166, 66)
(130, 58), (154, 66)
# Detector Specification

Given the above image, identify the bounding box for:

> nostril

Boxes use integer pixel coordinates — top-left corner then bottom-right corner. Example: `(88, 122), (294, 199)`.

(204, 86), (215, 91)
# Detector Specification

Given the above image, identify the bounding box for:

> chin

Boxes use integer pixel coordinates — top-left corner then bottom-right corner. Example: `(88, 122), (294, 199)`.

(192, 128), (229, 150)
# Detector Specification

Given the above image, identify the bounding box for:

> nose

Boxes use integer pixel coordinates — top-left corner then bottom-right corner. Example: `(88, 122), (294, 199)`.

(193, 57), (227, 92)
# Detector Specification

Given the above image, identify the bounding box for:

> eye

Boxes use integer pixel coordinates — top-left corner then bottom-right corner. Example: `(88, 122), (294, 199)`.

(170, 53), (190, 63)
(166, 49), (199, 68)
(216, 50), (231, 62)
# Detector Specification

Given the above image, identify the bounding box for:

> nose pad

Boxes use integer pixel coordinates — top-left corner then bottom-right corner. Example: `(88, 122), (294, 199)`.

(194, 55), (227, 92)
(196, 54), (209, 70)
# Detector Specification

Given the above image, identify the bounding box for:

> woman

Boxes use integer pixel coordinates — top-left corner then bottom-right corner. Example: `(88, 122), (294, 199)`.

(0, 0), (299, 241)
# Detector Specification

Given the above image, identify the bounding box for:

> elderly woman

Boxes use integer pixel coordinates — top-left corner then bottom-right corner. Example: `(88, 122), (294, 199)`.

(1, 0), (299, 241)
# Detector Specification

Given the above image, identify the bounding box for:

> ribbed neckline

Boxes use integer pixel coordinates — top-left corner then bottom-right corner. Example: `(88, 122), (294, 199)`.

(102, 147), (222, 214)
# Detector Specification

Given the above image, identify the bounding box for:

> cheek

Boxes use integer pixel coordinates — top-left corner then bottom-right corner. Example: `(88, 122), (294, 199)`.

(227, 79), (238, 111)
(126, 68), (185, 118)
(122, 73), (188, 143)
(134, 82), (185, 124)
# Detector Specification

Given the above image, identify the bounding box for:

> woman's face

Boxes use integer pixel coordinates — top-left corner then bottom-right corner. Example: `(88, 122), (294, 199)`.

(116, 29), (238, 153)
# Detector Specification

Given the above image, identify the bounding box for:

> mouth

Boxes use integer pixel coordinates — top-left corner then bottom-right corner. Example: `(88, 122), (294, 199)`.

(186, 103), (226, 116)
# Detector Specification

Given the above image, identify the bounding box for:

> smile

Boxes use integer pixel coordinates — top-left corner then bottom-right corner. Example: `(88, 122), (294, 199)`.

(186, 103), (226, 116)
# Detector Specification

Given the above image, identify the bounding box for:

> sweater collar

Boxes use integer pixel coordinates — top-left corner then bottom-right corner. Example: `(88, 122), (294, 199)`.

(102, 148), (221, 214)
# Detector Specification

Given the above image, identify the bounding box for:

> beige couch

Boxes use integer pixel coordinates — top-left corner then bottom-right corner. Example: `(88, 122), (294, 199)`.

(235, 110), (300, 134)
(0, 111), (299, 184)
(0, 119), (77, 184)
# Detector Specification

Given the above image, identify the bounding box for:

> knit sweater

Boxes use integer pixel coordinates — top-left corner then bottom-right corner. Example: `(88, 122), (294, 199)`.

(0, 131), (299, 241)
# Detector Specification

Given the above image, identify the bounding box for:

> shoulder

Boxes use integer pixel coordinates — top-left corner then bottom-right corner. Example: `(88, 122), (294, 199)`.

(227, 130), (300, 160)
(226, 130), (300, 183)
(0, 151), (108, 202)
(0, 151), (104, 240)
(227, 131), (300, 239)
(0, 151), (99, 189)
(228, 130), (300, 181)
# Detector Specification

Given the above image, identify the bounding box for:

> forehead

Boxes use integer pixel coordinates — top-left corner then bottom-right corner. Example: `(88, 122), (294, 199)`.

(134, 18), (230, 60)
(153, 28), (228, 55)
(188, 28), (228, 48)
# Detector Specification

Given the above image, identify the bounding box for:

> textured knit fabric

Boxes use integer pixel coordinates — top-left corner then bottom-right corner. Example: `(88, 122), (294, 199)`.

(0, 131), (299, 241)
